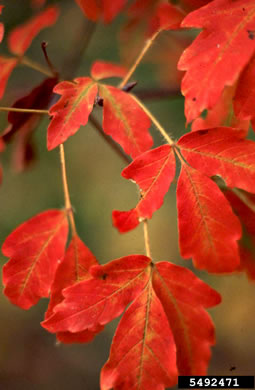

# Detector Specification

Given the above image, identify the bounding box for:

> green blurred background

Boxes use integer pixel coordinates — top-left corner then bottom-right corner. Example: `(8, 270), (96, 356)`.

(0, 1), (254, 389)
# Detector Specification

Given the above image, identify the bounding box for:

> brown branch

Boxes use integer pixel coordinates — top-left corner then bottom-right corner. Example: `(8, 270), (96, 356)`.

(135, 87), (182, 101)
(89, 114), (131, 165)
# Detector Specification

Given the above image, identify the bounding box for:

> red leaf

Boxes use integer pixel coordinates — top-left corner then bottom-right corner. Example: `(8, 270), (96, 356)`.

(224, 189), (255, 280)
(239, 246), (255, 281)
(234, 54), (255, 124)
(101, 281), (178, 390)
(91, 60), (127, 81)
(8, 6), (59, 56)
(75, 0), (101, 21)
(99, 85), (152, 158)
(127, 0), (162, 21)
(42, 255), (151, 333)
(47, 77), (97, 150)
(2, 210), (69, 310)
(45, 234), (99, 318)
(178, 127), (255, 193)
(178, 0), (255, 122)
(0, 56), (18, 99)
(103, 0), (127, 23)
(152, 261), (221, 374)
(45, 235), (103, 343)
(100, 260), (220, 387)
(75, 0), (126, 23)
(224, 190), (255, 238)
(149, 2), (185, 35)
(113, 145), (176, 232)
(2, 77), (57, 171)
(192, 86), (250, 135)
(0, 137), (4, 152)
(56, 327), (103, 344)
(177, 164), (241, 272)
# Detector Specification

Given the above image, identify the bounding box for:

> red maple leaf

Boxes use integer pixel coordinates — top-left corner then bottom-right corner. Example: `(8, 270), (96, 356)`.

(2, 210), (69, 309)
(47, 62), (153, 156)
(42, 255), (151, 332)
(177, 164), (241, 272)
(101, 282), (178, 390)
(113, 145), (176, 232)
(178, 0), (255, 122)
(45, 234), (103, 344)
(177, 127), (255, 193)
(47, 77), (98, 150)
(42, 257), (220, 387)
(8, 6), (59, 56)
(174, 126), (255, 272)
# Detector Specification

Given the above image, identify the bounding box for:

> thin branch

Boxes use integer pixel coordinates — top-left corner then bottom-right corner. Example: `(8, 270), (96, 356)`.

(41, 41), (59, 77)
(131, 94), (174, 145)
(54, 19), (97, 238)
(135, 87), (181, 101)
(61, 19), (96, 80)
(143, 220), (151, 258)
(0, 106), (49, 114)
(59, 144), (77, 236)
(89, 114), (131, 165)
(118, 30), (160, 89)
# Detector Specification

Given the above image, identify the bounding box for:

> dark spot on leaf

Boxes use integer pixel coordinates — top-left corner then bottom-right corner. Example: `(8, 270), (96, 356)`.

(192, 97), (196, 101)
(102, 273), (107, 280)
(200, 129), (209, 135)
(247, 30), (255, 40)
(64, 101), (68, 108)
(242, 7), (245, 11)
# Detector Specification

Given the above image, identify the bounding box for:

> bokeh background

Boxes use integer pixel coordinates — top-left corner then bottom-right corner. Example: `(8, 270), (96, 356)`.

(0, 1), (254, 389)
